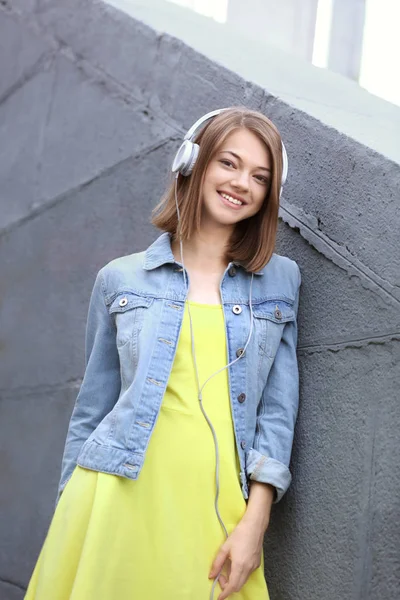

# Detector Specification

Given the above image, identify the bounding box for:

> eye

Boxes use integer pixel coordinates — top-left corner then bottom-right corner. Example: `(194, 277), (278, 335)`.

(254, 175), (269, 184)
(219, 159), (235, 168)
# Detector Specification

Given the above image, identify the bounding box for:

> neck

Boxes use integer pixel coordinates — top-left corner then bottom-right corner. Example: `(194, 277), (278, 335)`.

(172, 223), (233, 274)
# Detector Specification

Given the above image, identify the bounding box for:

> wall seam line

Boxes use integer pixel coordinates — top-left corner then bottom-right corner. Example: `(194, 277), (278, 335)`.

(0, 135), (179, 239)
(280, 200), (400, 305)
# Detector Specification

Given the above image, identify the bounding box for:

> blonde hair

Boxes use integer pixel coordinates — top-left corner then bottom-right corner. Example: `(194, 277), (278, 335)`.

(152, 107), (284, 272)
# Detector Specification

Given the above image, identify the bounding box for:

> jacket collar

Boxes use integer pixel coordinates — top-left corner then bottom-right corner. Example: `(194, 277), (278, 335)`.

(143, 233), (177, 270)
(143, 232), (263, 275)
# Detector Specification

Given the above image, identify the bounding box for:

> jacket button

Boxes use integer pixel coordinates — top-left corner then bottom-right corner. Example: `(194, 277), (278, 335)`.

(236, 348), (245, 358)
(119, 297), (128, 307)
(232, 305), (242, 315)
(228, 265), (237, 277)
(274, 307), (282, 320)
(240, 440), (246, 449)
(237, 393), (246, 403)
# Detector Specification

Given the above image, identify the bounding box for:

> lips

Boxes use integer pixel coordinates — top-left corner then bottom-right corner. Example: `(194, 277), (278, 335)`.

(218, 190), (247, 203)
(217, 192), (244, 211)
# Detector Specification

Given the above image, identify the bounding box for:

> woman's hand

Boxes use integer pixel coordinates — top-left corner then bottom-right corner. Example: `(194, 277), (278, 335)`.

(209, 481), (274, 599)
(208, 519), (264, 600)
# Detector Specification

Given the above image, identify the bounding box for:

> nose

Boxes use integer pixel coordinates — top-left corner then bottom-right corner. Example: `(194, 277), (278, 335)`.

(231, 169), (250, 191)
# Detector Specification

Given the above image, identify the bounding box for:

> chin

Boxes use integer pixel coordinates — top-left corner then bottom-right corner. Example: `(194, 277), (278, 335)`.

(202, 199), (248, 227)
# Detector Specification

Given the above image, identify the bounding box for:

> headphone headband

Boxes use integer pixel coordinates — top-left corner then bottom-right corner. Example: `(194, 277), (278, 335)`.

(172, 108), (288, 195)
(183, 108), (230, 142)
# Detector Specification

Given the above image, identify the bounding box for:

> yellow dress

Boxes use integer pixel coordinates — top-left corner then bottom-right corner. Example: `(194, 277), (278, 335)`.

(25, 302), (270, 600)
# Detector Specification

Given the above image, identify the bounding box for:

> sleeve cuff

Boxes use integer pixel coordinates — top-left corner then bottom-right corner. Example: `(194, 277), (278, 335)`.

(245, 448), (292, 503)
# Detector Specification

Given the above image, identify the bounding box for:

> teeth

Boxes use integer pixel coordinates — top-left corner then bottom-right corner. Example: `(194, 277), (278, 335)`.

(220, 192), (243, 206)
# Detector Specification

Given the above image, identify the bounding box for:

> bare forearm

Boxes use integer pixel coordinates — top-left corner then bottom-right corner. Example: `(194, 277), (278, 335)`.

(241, 481), (274, 534)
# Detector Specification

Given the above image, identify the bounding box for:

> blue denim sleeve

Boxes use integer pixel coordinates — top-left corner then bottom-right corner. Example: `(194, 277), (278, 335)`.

(246, 263), (301, 503)
(56, 269), (121, 503)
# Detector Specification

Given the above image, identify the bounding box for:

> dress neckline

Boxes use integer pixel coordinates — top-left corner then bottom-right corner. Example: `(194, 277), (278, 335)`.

(186, 300), (222, 309)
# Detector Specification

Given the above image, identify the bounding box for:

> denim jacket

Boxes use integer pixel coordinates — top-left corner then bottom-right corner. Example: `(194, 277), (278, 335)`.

(58, 233), (301, 503)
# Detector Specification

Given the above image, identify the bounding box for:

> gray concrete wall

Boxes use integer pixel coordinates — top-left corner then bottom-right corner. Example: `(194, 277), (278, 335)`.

(0, 1), (399, 599)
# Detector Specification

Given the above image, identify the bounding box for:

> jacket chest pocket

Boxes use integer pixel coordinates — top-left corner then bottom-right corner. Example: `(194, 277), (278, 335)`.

(108, 293), (153, 348)
(253, 299), (295, 361)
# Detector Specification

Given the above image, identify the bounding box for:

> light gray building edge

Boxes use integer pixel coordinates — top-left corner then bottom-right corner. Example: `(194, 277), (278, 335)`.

(0, 1), (399, 599)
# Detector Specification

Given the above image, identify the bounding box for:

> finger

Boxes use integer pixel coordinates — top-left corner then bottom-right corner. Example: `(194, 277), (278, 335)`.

(217, 563), (245, 600)
(209, 547), (229, 579)
(218, 574), (228, 590)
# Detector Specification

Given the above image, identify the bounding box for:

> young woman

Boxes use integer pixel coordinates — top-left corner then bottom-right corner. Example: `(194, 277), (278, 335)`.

(25, 107), (301, 600)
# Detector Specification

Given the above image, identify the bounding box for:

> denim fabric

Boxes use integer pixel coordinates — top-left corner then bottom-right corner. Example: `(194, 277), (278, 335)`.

(58, 233), (301, 503)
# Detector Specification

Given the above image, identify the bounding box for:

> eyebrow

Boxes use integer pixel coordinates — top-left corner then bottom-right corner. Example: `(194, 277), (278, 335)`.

(220, 150), (271, 172)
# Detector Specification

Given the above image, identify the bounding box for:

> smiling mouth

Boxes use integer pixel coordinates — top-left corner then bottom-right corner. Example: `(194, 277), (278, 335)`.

(218, 191), (246, 206)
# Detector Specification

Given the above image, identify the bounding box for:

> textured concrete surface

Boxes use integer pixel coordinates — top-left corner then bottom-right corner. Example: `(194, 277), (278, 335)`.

(0, 1), (399, 599)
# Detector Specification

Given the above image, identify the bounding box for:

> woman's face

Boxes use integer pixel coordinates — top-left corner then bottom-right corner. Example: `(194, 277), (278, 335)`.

(201, 128), (271, 229)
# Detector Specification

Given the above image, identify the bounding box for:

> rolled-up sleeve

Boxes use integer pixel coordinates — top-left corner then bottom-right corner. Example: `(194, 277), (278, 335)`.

(246, 263), (301, 503)
(56, 269), (121, 503)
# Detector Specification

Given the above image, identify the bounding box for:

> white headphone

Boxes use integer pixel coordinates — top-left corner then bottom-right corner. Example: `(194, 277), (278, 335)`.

(171, 108), (289, 196)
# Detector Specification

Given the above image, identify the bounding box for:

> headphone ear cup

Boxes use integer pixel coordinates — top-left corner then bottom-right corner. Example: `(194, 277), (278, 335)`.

(279, 141), (288, 198)
(171, 140), (192, 175)
(181, 143), (199, 176)
(172, 141), (200, 177)
(281, 142), (288, 186)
